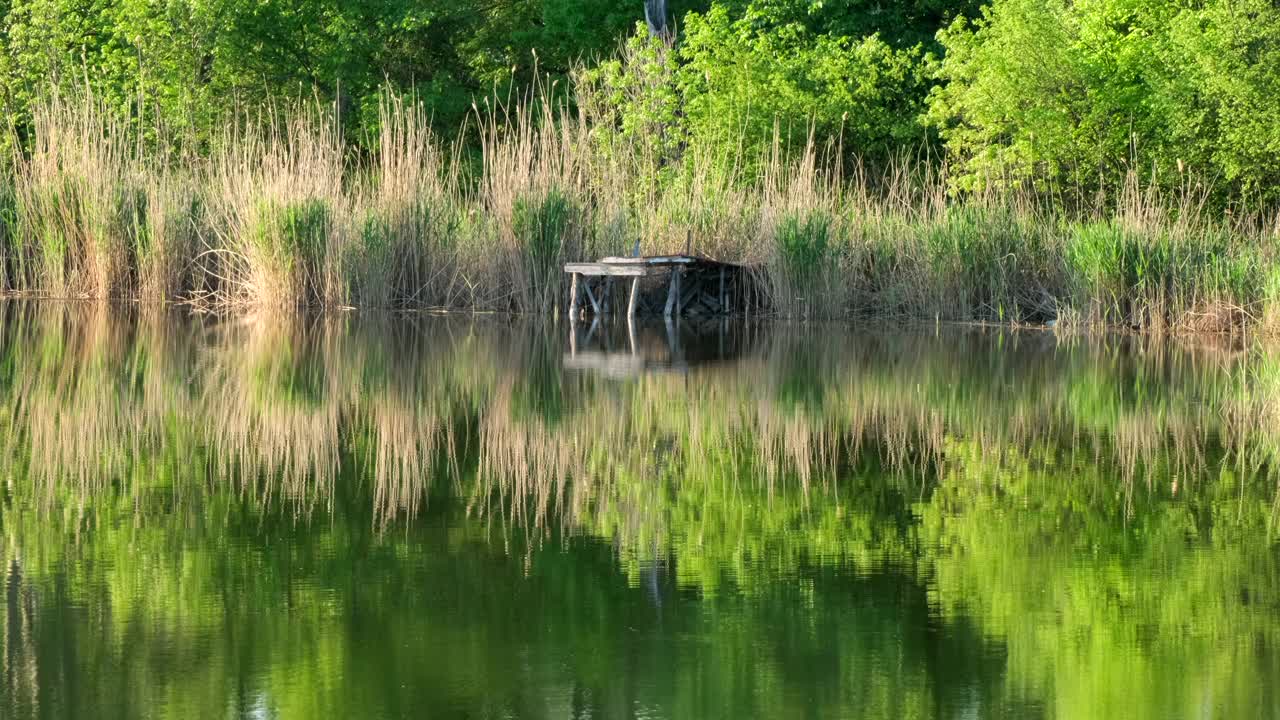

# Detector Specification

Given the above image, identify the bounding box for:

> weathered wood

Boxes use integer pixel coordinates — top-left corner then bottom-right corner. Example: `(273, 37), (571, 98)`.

(687, 293), (718, 316)
(719, 266), (726, 313)
(564, 262), (648, 277)
(678, 274), (702, 314)
(600, 255), (698, 266)
(664, 268), (680, 318)
(627, 277), (641, 319)
(583, 278), (601, 315)
(566, 254), (754, 318)
(568, 272), (580, 319)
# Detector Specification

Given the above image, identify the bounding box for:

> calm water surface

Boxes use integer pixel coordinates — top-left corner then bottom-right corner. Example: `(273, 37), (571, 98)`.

(1, 303), (1278, 719)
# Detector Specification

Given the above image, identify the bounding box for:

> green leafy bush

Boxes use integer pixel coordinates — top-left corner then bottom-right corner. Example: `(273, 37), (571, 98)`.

(929, 0), (1280, 200)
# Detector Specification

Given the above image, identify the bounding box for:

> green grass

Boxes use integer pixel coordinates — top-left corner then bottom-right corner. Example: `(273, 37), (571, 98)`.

(513, 189), (578, 310)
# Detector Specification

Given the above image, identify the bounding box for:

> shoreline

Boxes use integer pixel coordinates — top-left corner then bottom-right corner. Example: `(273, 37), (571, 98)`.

(1, 294), (1269, 340)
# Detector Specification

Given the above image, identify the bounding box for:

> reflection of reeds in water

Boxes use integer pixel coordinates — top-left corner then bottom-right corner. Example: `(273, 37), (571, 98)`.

(475, 383), (581, 541)
(7, 305), (188, 502)
(4, 304), (1280, 552)
(193, 315), (484, 523)
(470, 326), (1280, 568)
(0, 305), (477, 526)
(201, 319), (343, 513)
(362, 373), (473, 528)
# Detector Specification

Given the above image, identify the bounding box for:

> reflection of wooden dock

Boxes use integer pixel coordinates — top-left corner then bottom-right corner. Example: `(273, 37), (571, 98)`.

(564, 255), (755, 320)
(564, 315), (752, 378)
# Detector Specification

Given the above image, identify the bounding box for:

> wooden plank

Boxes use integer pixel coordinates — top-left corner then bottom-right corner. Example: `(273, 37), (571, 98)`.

(564, 262), (648, 277)
(568, 256), (752, 318)
(688, 293), (716, 316)
(601, 255), (697, 266)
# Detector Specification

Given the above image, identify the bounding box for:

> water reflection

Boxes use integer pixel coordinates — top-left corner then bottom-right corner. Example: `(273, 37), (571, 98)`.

(1, 302), (1278, 719)
(564, 316), (752, 376)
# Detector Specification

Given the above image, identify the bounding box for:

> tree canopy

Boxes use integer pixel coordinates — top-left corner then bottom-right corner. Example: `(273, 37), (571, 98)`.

(1, 0), (1278, 200)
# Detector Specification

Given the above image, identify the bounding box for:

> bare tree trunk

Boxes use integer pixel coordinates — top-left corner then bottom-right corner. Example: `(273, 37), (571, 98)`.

(644, 0), (672, 42)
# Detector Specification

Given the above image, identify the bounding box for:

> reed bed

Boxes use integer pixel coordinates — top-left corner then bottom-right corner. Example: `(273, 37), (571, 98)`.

(1, 88), (1278, 330)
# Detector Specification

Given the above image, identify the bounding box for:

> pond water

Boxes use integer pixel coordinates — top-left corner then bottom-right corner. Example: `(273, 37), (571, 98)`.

(1, 302), (1278, 719)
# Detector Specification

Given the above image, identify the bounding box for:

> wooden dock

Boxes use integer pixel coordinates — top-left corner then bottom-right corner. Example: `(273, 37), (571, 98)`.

(563, 255), (753, 320)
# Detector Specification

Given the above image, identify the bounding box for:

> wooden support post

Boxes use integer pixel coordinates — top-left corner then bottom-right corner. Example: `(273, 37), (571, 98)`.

(627, 313), (638, 356)
(678, 272), (699, 315)
(583, 279), (601, 315)
(719, 266), (726, 314)
(568, 272), (580, 319)
(627, 277), (641, 320)
(664, 268), (680, 319)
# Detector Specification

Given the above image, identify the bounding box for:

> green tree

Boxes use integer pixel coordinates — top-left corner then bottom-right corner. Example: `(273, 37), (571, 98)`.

(678, 5), (929, 166)
(0, 1), (712, 144)
(928, 0), (1280, 201)
(710, 0), (979, 48)
(581, 1), (978, 174)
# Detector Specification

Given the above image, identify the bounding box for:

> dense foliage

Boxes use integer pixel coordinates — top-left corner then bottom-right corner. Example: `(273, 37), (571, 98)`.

(928, 0), (1280, 200)
(0, 0), (710, 142)
(4, 0), (1277, 202)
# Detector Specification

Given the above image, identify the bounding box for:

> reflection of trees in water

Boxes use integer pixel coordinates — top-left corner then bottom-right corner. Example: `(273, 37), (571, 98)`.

(1, 304), (1280, 716)
(3, 559), (38, 719)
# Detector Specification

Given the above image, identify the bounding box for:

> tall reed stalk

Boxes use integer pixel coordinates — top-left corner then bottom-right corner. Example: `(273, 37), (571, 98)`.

(207, 106), (349, 307)
(12, 92), (136, 297)
(357, 91), (461, 308)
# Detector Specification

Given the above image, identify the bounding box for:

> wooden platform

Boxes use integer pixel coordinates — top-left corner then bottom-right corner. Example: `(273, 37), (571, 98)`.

(564, 255), (752, 319)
